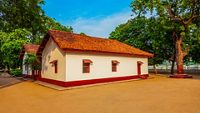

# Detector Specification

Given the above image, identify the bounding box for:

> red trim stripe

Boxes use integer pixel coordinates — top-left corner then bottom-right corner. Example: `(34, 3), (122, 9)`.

(37, 74), (149, 87)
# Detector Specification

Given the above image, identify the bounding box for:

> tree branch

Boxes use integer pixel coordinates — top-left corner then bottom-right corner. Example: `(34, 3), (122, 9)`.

(182, 0), (198, 25)
(166, 0), (199, 27)
(182, 45), (190, 57)
(166, 5), (182, 21)
(182, 51), (188, 58)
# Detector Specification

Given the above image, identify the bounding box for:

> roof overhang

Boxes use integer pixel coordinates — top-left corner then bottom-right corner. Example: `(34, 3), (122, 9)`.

(63, 49), (153, 58)
(36, 30), (154, 59)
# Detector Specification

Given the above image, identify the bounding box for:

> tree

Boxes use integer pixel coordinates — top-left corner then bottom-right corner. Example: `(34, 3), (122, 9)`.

(131, 0), (200, 75)
(1, 29), (31, 71)
(0, 0), (73, 71)
(24, 53), (41, 70)
(0, 32), (7, 69)
(80, 32), (87, 35)
(43, 16), (73, 32)
(110, 16), (174, 73)
(34, 16), (73, 44)
(0, 0), (45, 32)
(0, 0), (73, 43)
(188, 28), (200, 63)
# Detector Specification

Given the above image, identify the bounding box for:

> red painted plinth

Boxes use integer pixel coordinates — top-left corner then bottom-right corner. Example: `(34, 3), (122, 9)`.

(139, 75), (148, 79)
(169, 74), (193, 78)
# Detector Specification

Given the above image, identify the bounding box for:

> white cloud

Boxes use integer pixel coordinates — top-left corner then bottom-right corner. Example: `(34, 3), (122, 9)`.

(66, 10), (132, 38)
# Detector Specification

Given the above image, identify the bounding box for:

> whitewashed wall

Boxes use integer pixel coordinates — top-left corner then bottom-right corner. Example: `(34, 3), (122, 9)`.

(22, 52), (32, 75)
(41, 38), (66, 81)
(65, 53), (148, 82)
(41, 38), (149, 82)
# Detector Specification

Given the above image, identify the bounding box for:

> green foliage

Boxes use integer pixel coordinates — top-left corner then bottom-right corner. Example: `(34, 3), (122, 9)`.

(0, 0), (73, 70)
(0, 32), (7, 69)
(110, 16), (174, 65)
(131, 0), (200, 18)
(80, 32), (87, 35)
(33, 16), (73, 44)
(10, 69), (22, 77)
(129, 0), (200, 66)
(44, 16), (73, 32)
(24, 53), (41, 70)
(0, 0), (45, 32)
(187, 28), (200, 63)
(0, 0), (73, 43)
(0, 29), (31, 70)
(24, 54), (37, 65)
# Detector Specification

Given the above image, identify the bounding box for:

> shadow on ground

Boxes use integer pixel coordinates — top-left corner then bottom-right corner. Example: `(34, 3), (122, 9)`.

(0, 72), (24, 88)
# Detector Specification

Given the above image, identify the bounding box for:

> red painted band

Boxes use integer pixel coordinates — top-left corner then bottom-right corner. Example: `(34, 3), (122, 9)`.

(38, 74), (149, 87)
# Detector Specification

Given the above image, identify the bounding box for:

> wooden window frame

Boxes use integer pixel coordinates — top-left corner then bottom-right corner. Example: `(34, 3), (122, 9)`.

(50, 60), (58, 74)
(83, 59), (92, 73)
(54, 62), (57, 73)
(112, 60), (119, 72)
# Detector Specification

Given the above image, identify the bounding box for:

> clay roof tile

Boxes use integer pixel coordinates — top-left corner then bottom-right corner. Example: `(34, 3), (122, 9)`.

(19, 44), (39, 59)
(37, 30), (153, 58)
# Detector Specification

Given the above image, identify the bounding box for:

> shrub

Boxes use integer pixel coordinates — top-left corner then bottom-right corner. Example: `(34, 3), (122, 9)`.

(10, 69), (22, 77)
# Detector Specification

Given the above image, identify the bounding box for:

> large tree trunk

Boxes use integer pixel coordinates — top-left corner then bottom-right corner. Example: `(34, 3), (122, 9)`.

(175, 37), (184, 74)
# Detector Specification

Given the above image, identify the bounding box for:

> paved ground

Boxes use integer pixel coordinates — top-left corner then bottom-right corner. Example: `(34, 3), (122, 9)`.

(0, 75), (200, 113)
(0, 73), (23, 88)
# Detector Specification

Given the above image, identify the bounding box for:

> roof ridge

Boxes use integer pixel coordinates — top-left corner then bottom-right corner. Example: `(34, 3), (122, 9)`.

(38, 30), (154, 58)
(49, 29), (115, 41)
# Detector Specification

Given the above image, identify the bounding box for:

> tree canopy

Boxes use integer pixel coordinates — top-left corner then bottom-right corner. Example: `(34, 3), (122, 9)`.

(0, 0), (73, 43)
(110, 16), (174, 66)
(1, 29), (31, 70)
(0, 0), (73, 71)
(110, 0), (200, 74)
(131, 0), (200, 74)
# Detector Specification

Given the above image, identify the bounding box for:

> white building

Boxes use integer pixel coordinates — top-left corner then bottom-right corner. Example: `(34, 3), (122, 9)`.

(36, 30), (153, 87)
(20, 44), (39, 78)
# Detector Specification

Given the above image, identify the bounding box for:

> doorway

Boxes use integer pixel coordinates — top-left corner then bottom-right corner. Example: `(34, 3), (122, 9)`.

(137, 61), (143, 75)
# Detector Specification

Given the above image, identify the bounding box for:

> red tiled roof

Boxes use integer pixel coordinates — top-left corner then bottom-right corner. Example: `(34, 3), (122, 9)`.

(19, 44), (39, 59)
(23, 44), (39, 53)
(37, 30), (153, 58)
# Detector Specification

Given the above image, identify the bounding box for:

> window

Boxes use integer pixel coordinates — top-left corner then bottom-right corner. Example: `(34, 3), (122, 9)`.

(112, 60), (119, 72)
(83, 59), (92, 73)
(83, 63), (90, 73)
(112, 63), (117, 72)
(50, 60), (58, 73)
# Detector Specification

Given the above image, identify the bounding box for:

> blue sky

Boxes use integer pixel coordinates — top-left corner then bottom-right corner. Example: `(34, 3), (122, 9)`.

(42, 0), (133, 38)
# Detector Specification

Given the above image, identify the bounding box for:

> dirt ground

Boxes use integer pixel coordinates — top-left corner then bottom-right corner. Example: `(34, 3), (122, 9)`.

(0, 74), (200, 113)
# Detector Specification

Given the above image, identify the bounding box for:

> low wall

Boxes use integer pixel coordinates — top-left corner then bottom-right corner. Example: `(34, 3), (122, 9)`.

(149, 69), (200, 75)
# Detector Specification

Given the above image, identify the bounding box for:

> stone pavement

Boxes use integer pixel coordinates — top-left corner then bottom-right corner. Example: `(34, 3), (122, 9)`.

(0, 73), (23, 88)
